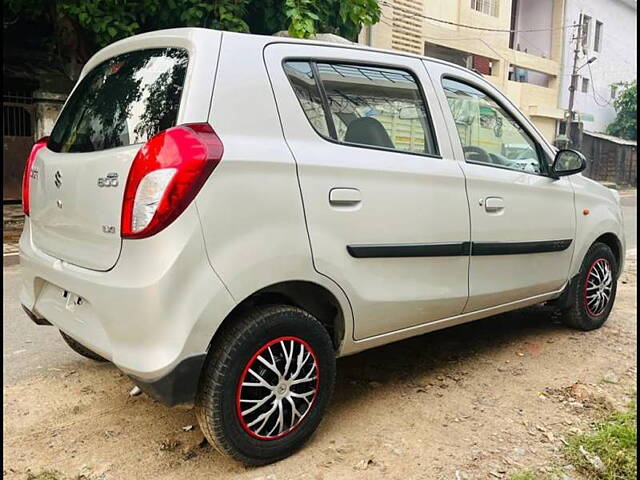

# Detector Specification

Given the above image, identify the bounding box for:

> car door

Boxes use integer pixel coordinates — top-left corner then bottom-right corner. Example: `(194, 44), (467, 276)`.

(264, 43), (470, 340)
(426, 62), (576, 312)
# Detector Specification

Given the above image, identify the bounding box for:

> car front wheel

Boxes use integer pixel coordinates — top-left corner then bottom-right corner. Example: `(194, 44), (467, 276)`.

(560, 242), (618, 331)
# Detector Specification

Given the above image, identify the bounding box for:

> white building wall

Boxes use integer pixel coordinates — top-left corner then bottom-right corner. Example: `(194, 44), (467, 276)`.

(558, 0), (637, 133)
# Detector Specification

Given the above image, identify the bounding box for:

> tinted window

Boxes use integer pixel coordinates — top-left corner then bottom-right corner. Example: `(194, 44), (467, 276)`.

(283, 61), (438, 156)
(442, 78), (543, 174)
(49, 48), (188, 153)
(283, 61), (330, 137)
(316, 63), (437, 155)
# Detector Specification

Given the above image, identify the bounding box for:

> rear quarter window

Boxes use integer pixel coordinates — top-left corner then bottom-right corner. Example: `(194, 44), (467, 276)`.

(48, 48), (188, 153)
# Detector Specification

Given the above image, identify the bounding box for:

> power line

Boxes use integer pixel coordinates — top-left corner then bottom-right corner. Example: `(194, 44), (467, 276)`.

(383, 13), (557, 70)
(586, 62), (613, 107)
(421, 34), (508, 62)
(382, 3), (567, 61)
(379, 1), (579, 34)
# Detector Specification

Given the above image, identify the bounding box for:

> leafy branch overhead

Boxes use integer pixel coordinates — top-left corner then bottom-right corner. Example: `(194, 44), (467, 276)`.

(5, 0), (380, 79)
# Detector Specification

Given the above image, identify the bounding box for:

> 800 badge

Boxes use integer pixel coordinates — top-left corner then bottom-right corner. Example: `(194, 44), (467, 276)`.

(97, 172), (119, 187)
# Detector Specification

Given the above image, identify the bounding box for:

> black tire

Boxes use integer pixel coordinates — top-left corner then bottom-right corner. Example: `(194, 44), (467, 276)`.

(560, 242), (618, 331)
(195, 305), (336, 465)
(59, 330), (108, 362)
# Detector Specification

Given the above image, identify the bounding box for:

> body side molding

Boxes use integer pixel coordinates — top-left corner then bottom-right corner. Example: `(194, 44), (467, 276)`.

(347, 239), (572, 258)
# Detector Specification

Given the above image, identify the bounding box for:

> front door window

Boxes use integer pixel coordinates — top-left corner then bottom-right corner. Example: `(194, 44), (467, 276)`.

(442, 78), (543, 174)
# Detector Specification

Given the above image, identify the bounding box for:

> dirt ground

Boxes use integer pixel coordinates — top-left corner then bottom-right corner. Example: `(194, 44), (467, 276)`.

(3, 251), (636, 480)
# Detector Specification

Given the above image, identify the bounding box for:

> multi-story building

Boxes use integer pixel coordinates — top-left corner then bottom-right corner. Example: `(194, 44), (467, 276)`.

(557, 0), (637, 135)
(360, 0), (568, 142)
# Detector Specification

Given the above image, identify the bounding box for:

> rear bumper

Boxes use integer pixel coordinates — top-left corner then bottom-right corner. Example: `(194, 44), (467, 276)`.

(129, 354), (206, 406)
(23, 301), (205, 406)
(19, 205), (236, 393)
(22, 304), (51, 325)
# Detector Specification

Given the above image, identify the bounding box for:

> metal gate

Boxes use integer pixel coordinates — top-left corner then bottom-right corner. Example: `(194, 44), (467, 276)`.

(3, 91), (35, 202)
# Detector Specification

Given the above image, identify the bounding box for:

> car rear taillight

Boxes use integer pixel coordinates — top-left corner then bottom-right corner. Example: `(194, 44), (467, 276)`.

(22, 137), (49, 216)
(121, 123), (223, 239)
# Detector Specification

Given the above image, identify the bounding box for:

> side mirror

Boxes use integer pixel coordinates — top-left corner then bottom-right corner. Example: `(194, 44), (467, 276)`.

(551, 149), (587, 177)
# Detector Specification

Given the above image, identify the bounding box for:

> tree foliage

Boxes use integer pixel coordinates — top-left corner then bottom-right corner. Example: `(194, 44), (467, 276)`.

(4, 0), (380, 79)
(606, 81), (637, 141)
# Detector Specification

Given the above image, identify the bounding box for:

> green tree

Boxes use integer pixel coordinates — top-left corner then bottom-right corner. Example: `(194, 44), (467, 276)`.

(4, 0), (380, 80)
(606, 81), (637, 141)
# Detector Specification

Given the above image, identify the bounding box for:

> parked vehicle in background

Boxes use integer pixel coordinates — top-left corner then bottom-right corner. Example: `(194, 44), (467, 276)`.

(19, 28), (625, 465)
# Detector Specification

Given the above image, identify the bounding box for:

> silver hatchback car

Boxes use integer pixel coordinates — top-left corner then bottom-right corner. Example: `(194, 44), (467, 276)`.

(20, 28), (625, 464)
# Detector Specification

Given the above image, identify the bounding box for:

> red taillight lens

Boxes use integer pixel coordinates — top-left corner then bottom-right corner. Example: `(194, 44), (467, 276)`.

(121, 123), (223, 239)
(22, 137), (49, 216)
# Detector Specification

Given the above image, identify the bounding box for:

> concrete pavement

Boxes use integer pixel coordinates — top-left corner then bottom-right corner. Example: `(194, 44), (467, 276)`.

(3, 265), (83, 385)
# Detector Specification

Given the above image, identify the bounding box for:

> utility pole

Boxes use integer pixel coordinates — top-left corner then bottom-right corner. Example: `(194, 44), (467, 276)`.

(565, 15), (583, 146)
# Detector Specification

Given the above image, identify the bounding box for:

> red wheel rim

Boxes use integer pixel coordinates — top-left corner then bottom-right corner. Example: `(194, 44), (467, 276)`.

(235, 336), (320, 440)
(584, 258), (613, 318)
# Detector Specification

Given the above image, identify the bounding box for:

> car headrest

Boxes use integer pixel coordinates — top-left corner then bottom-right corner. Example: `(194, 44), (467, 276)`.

(344, 117), (395, 149)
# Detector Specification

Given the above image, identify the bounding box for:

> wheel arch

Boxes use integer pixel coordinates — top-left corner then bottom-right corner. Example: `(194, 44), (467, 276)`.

(550, 231), (623, 311)
(207, 280), (346, 353)
(594, 232), (623, 271)
(570, 221), (625, 281)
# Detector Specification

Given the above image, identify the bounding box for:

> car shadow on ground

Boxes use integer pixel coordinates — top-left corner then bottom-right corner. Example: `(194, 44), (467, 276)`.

(108, 304), (571, 423)
(330, 304), (570, 414)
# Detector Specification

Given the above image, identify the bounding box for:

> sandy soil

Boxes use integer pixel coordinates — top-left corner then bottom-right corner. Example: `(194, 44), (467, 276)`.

(3, 251), (636, 480)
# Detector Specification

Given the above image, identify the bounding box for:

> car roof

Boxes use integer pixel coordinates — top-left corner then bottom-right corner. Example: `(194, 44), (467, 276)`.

(94, 27), (484, 81)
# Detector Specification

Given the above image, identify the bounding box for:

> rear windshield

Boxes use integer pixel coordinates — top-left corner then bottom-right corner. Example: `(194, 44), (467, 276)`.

(48, 48), (188, 153)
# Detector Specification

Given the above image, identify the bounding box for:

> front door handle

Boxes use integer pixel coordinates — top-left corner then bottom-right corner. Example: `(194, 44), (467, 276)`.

(483, 196), (504, 213)
(329, 188), (361, 206)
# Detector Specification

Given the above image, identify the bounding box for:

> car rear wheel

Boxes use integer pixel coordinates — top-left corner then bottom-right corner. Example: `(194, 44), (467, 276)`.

(59, 331), (108, 362)
(195, 305), (336, 465)
(560, 242), (618, 331)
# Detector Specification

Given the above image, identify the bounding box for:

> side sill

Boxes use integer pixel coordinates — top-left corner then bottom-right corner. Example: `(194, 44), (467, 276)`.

(338, 285), (566, 357)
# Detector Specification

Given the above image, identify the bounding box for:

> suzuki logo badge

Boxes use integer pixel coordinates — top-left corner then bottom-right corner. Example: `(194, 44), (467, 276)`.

(54, 170), (62, 189)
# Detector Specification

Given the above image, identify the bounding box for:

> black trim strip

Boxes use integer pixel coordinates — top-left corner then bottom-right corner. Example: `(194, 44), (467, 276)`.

(471, 239), (572, 256)
(310, 61), (338, 140)
(347, 242), (470, 258)
(346, 239), (572, 258)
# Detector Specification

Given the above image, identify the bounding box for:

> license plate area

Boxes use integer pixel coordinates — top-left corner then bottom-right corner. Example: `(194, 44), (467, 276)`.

(61, 288), (84, 313)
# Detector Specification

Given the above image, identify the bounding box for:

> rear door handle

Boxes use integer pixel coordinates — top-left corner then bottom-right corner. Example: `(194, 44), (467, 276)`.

(329, 188), (361, 206)
(483, 196), (504, 213)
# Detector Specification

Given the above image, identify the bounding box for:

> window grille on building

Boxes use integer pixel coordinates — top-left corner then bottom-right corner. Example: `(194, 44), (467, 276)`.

(3, 91), (34, 137)
(471, 0), (499, 17)
(581, 15), (592, 49)
(3, 88), (36, 201)
(594, 21), (603, 52)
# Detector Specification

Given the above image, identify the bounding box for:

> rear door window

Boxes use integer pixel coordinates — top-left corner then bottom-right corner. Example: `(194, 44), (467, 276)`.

(283, 60), (438, 156)
(48, 48), (188, 153)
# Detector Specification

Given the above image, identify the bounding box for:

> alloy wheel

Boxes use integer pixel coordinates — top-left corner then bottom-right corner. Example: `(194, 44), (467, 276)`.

(235, 336), (319, 440)
(584, 258), (613, 317)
